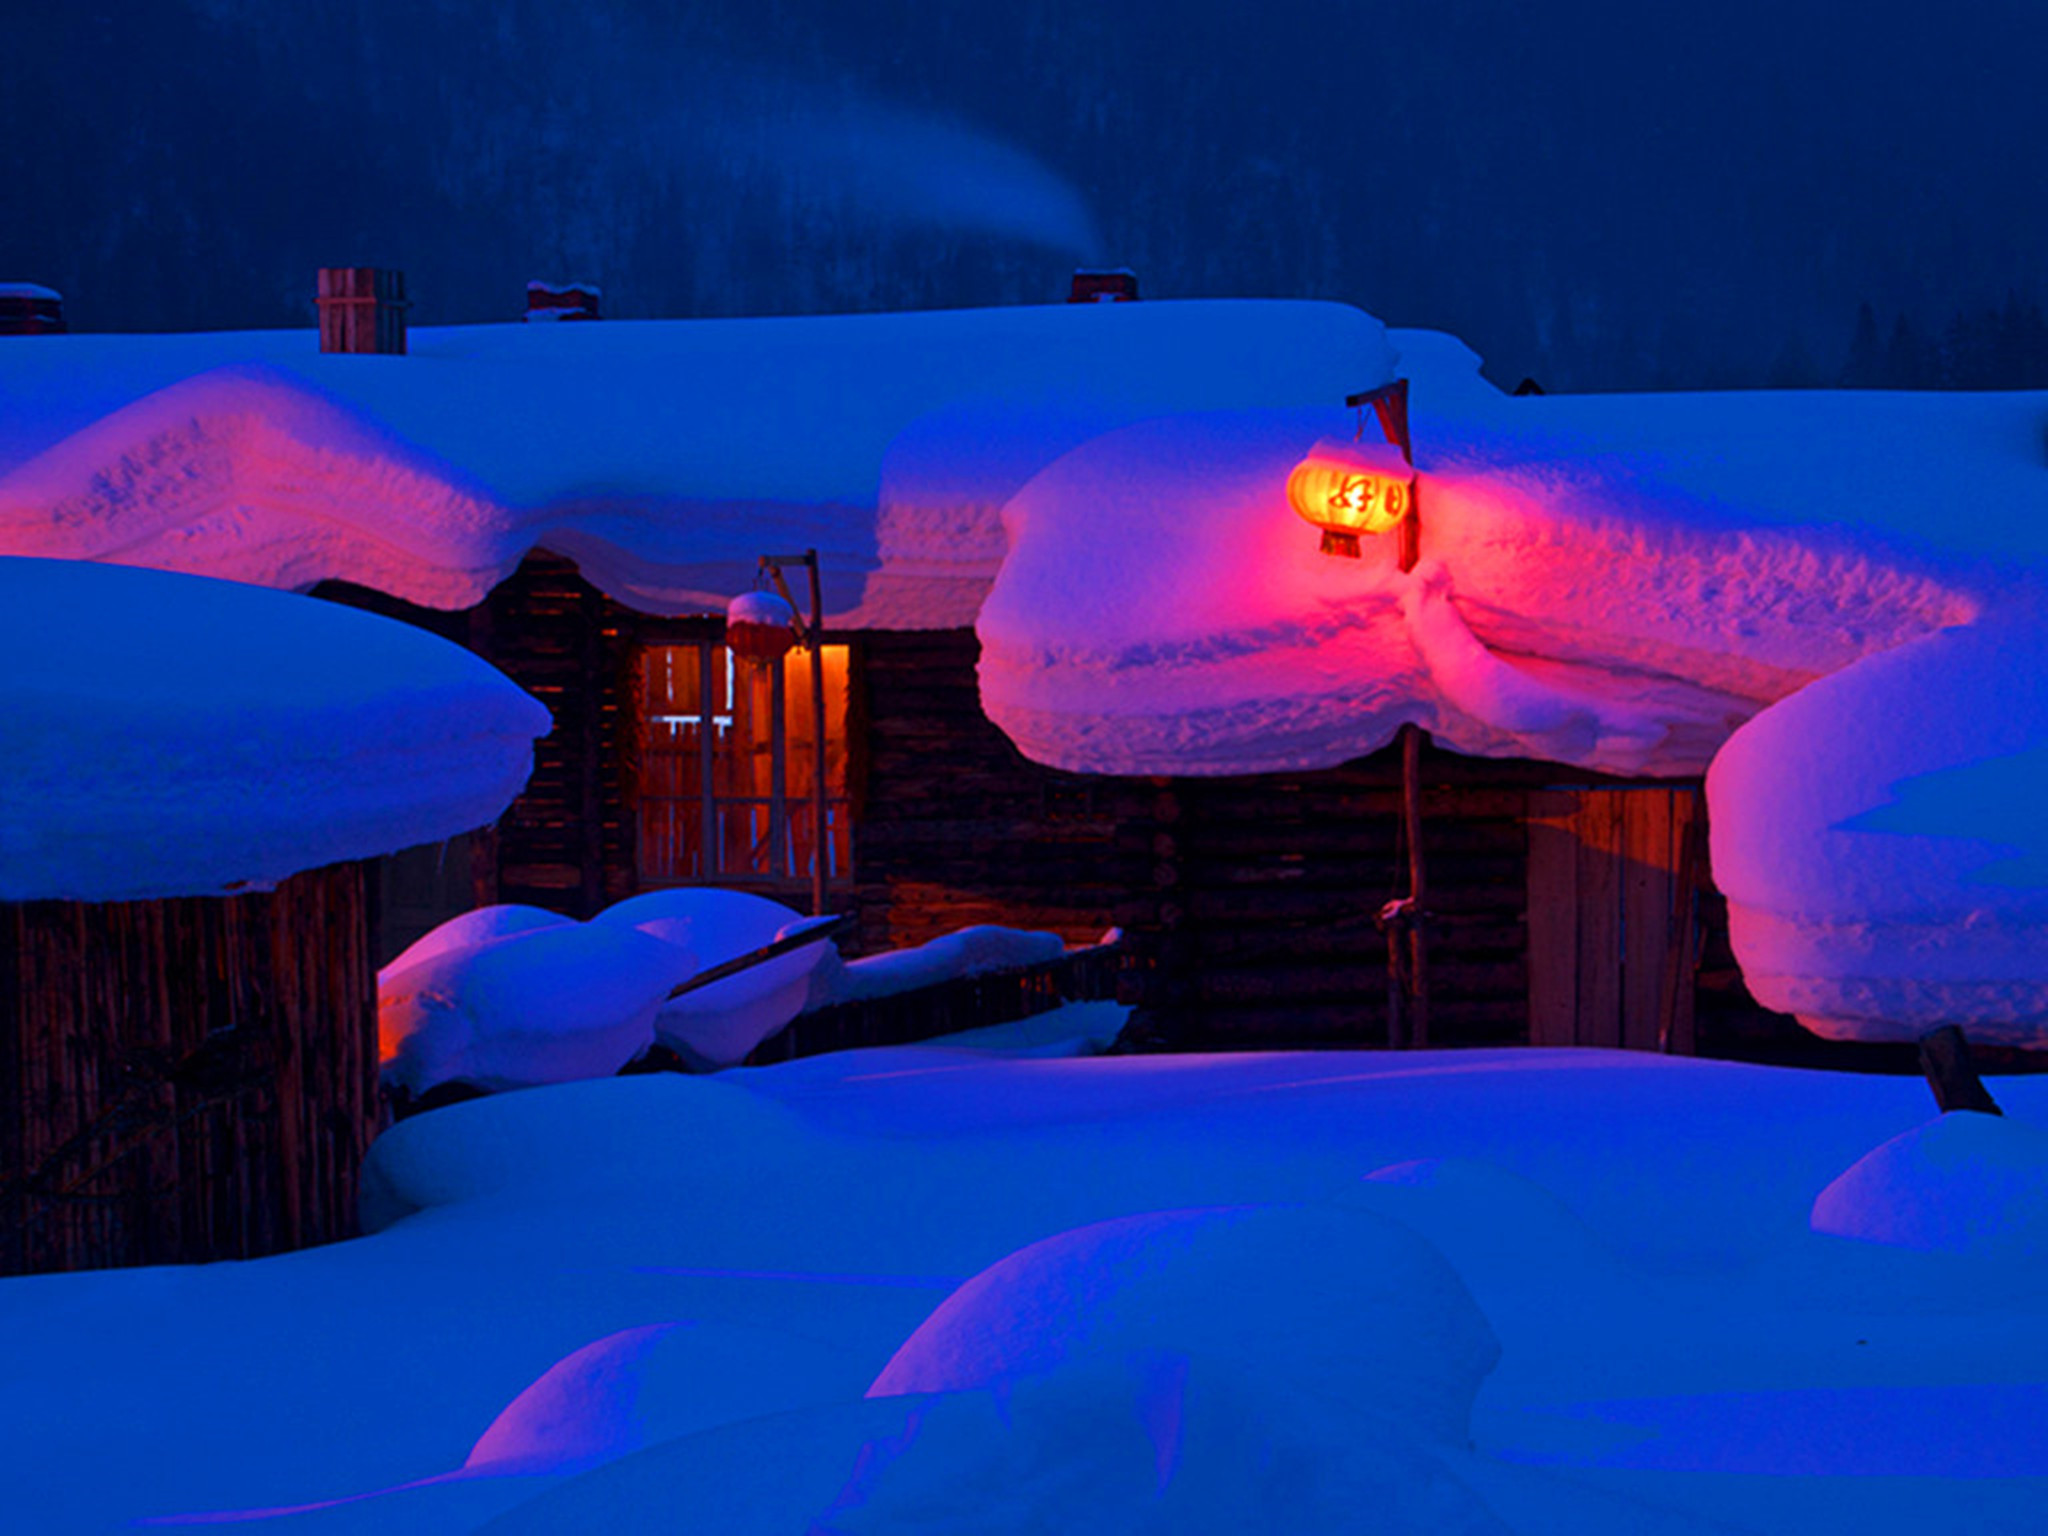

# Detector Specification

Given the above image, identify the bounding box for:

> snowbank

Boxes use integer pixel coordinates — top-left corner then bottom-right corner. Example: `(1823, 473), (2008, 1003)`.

(1811, 1109), (2048, 1256)
(379, 891), (839, 1092)
(0, 556), (546, 902)
(594, 890), (839, 1069)
(0, 302), (1391, 628)
(31, 1043), (2048, 1534)
(869, 1203), (1499, 1446)
(978, 384), (1993, 779)
(1708, 602), (2048, 1043)
(379, 920), (694, 1096)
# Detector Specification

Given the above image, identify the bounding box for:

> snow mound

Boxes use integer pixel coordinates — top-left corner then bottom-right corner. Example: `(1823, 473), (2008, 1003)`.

(358, 1072), (818, 1230)
(0, 555), (547, 902)
(1709, 604), (2048, 1043)
(805, 923), (1068, 1008)
(0, 365), (524, 606)
(377, 891), (842, 1093)
(465, 1321), (869, 1476)
(831, 1360), (1512, 1536)
(1346, 1157), (1622, 1295)
(379, 920), (694, 1096)
(1811, 1110), (2048, 1256)
(978, 402), (1973, 779)
(381, 903), (575, 981)
(867, 1203), (1499, 1447)
(593, 889), (838, 1068)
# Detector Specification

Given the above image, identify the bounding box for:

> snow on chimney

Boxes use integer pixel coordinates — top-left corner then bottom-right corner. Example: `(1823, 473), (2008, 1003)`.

(1068, 269), (1139, 303)
(526, 281), (602, 322)
(0, 283), (66, 335)
(316, 268), (408, 354)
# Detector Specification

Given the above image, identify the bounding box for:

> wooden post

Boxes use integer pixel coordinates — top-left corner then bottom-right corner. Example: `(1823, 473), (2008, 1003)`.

(805, 552), (829, 918)
(1920, 1025), (2003, 1115)
(1395, 410), (1428, 1048)
(316, 268), (407, 355)
(697, 644), (717, 877)
(768, 658), (788, 878)
(1402, 721), (1429, 1048)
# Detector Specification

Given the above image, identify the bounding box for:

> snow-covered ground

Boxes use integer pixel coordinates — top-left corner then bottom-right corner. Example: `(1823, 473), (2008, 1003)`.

(2, 1010), (2043, 1534)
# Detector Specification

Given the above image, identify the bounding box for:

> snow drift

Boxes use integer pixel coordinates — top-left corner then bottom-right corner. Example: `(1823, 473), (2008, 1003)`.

(0, 556), (546, 902)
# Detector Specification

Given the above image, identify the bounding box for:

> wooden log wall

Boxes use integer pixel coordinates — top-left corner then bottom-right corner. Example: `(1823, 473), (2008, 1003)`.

(1115, 745), (1565, 1049)
(0, 862), (378, 1276)
(318, 564), (1789, 1058)
(472, 553), (638, 916)
(851, 629), (1154, 954)
(316, 553), (637, 930)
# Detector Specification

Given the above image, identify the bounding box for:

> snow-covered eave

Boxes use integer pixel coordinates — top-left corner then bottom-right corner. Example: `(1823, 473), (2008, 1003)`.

(0, 301), (1397, 630)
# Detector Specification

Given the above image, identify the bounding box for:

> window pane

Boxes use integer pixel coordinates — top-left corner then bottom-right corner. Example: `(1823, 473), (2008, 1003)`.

(638, 642), (852, 886)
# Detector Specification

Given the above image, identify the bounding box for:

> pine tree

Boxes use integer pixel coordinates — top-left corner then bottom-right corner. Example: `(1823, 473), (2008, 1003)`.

(1840, 301), (1884, 387)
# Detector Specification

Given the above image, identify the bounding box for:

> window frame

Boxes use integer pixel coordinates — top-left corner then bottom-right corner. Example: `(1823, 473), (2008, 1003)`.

(630, 623), (857, 896)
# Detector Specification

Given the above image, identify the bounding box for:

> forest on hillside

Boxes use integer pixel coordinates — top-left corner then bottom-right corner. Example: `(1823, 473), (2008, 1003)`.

(4, 1), (2045, 393)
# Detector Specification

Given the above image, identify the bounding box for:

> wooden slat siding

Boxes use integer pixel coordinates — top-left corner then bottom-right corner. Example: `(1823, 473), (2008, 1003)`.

(470, 553), (637, 918)
(316, 267), (406, 355)
(1663, 790), (1703, 1055)
(1622, 791), (1675, 1051)
(1574, 791), (1624, 1048)
(1123, 746), (1589, 1051)
(853, 629), (1150, 955)
(1525, 791), (1579, 1047)
(1, 863), (377, 1277)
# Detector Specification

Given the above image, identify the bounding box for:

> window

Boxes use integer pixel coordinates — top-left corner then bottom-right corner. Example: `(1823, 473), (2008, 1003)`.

(637, 641), (852, 886)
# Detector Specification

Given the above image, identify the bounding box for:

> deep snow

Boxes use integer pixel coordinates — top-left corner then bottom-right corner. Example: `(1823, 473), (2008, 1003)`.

(1, 1019), (2043, 1533)
(0, 556), (546, 901)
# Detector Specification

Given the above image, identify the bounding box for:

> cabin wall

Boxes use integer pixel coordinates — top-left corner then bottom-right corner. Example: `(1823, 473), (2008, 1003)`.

(0, 861), (378, 1276)
(319, 555), (1783, 1058)
(852, 629), (1152, 953)
(470, 554), (638, 917)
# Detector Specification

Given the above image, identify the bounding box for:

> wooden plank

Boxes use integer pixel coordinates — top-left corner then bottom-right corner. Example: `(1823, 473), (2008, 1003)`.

(1660, 788), (1703, 1055)
(1621, 789), (1675, 1051)
(1525, 791), (1579, 1046)
(1575, 790), (1624, 1048)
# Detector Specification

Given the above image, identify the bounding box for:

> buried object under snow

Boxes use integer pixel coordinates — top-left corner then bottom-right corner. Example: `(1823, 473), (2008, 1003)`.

(378, 890), (838, 1093)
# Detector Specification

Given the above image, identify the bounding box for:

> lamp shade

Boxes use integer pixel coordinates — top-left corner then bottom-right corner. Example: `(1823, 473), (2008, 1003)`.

(725, 588), (799, 665)
(1286, 439), (1416, 556)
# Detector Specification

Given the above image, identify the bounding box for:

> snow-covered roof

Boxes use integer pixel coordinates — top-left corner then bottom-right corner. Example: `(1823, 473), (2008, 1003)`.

(0, 301), (1393, 627)
(0, 557), (548, 902)
(980, 340), (2039, 782)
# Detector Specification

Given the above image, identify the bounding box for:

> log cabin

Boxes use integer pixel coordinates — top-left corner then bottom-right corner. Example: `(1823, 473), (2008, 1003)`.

(2, 277), (1982, 1074)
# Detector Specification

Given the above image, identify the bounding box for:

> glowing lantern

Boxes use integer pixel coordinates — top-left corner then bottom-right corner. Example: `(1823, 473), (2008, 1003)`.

(724, 587), (799, 666)
(1285, 439), (1416, 558)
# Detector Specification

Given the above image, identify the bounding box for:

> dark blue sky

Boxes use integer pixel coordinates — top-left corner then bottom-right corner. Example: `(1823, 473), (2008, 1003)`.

(6, 1), (2044, 389)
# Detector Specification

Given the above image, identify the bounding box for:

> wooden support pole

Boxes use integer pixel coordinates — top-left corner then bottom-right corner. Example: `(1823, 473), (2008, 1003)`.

(1402, 720), (1429, 1049)
(1920, 1025), (2003, 1115)
(806, 553), (829, 918)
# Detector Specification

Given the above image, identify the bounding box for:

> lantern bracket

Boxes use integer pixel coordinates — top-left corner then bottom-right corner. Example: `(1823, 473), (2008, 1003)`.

(1345, 379), (1413, 465)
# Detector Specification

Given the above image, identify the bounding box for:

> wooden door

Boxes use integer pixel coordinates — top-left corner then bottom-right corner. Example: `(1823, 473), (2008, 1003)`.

(1527, 785), (1702, 1052)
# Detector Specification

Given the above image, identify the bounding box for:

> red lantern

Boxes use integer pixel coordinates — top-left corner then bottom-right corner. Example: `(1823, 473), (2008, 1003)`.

(1285, 439), (1415, 558)
(725, 588), (799, 666)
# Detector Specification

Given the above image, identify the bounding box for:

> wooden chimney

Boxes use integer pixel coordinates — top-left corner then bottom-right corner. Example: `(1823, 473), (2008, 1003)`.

(1068, 269), (1139, 303)
(317, 268), (408, 355)
(0, 284), (66, 335)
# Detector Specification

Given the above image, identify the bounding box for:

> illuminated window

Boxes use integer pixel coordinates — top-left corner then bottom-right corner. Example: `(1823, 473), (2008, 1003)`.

(637, 642), (852, 886)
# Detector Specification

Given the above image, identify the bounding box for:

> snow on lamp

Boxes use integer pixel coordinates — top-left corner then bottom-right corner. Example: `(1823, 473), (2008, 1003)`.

(1286, 438), (1416, 558)
(724, 587), (799, 667)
